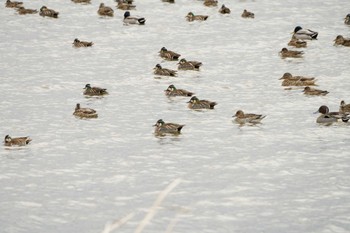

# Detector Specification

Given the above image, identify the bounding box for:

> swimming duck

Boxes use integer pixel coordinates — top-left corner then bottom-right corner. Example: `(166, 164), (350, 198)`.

(153, 64), (177, 76)
(5, 0), (22, 8)
(39, 6), (59, 18)
(153, 119), (184, 135)
(16, 6), (38, 15)
(73, 38), (93, 47)
(186, 12), (208, 22)
(98, 3), (114, 17)
(334, 35), (350, 47)
(288, 38), (307, 48)
(292, 26), (318, 40)
(233, 110), (266, 124)
(164, 85), (194, 97)
(178, 58), (202, 71)
(219, 4), (231, 14)
(279, 72), (317, 86)
(315, 105), (349, 124)
(71, 0), (91, 3)
(279, 48), (303, 58)
(73, 103), (98, 118)
(83, 84), (108, 96)
(4, 135), (31, 146)
(303, 86), (328, 96)
(339, 100), (350, 114)
(187, 96), (217, 109)
(123, 11), (145, 25)
(204, 0), (218, 7)
(159, 47), (181, 61)
(241, 9), (254, 18)
(117, 0), (136, 10)
(345, 14), (350, 25)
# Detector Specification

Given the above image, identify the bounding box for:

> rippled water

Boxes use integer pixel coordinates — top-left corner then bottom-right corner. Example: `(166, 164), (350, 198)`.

(1, 0), (350, 232)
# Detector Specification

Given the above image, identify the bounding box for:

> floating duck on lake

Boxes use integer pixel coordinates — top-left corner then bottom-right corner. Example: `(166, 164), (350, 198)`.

(186, 12), (208, 21)
(303, 87), (328, 96)
(159, 47), (181, 61)
(241, 9), (254, 18)
(187, 96), (217, 109)
(4, 135), (32, 146)
(279, 47), (303, 58)
(123, 11), (145, 24)
(39, 6), (59, 18)
(164, 85), (194, 97)
(98, 3), (114, 17)
(73, 38), (93, 47)
(83, 84), (108, 96)
(334, 35), (350, 47)
(233, 110), (266, 124)
(315, 105), (349, 124)
(178, 58), (202, 71)
(153, 64), (177, 76)
(153, 119), (184, 135)
(219, 4), (231, 14)
(292, 26), (318, 40)
(73, 103), (98, 118)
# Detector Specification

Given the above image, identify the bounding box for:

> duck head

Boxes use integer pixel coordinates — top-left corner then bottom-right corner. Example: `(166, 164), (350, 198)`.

(316, 105), (330, 114)
(75, 103), (81, 111)
(4, 135), (11, 143)
(187, 96), (199, 103)
(166, 84), (176, 91)
(154, 64), (162, 70)
(294, 26), (302, 33)
(124, 11), (131, 18)
(178, 58), (187, 64)
(279, 72), (293, 80)
(234, 110), (244, 118)
(153, 119), (165, 127)
(161, 47), (167, 52)
(84, 84), (91, 89)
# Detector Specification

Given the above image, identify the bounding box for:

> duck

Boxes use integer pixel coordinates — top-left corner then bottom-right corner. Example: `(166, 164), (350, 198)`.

(73, 38), (93, 47)
(279, 72), (317, 86)
(204, 0), (218, 7)
(339, 100), (350, 114)
(345, 14), (350, 25)
(334, 35), (350, 47)
(315, 105), (349, 124)
(83, 84), (108, 96)
(39, 6), (59, 18)
(303, 86), (329, 96)
(73, 103), (98, 118)
(117, 0), (136, 10)
(186, 12), (208, 22)
(16, 6), (38, 15)
(292, 26), (318, 40)
(164, 85), (194, 97)
(241, 9), (254, 18)
(5, 0), (22, 8)
(288, 38), (307, 48)
(98, 3), (114, 17)
(178, 58), (202, 71)
(4, 135), (31, 146)
(159, 47), (181, 61)
(71, 0), (91, 3)
(233, 110), (266, 124)
(187, 96), (217, 109)
(123, 11), (146, 25)
(153, 64), (177, 76)
(279, 48), (303, 58)
(219, 4), (231, 14)
(153, 119), (184, 135)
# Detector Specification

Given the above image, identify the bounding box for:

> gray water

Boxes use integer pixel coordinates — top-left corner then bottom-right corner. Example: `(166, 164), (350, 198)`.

(1, 0), (350, 232)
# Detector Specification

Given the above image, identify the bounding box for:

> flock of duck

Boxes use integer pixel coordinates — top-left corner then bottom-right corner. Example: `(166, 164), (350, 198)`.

(3, 0), (350, 145)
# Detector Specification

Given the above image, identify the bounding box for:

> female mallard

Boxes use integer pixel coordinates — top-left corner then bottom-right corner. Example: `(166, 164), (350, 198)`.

(186, 12), (208, 22)
(4, 135), (31, 146)
(178, 58), (202, 71)
(241, 9), (254, 18)
(345, 14), (350, 25)
(73, 38), (94, 47)
(83, 84), (108, 96)
(334, 35), (350, 47)
(117, 0), (136, 10)
(279, 72), (317, 86)
(339, 100), (350, 114)
(303, 86), (328, 96)
(73, 103), (98, 118)
(153, 119), (184, 135)
(292, 26), (318, 40)
(219, 4), (231, 14)
(164, 85), (194, 97)
(159, 47), (181, 61)
(5, 0), (22, 8)
(204, 0), (218, 7)
(233, 110), (266, 124)
(288, 38), (307, 48)
(16, 6), (38, 15)
(39, 6), (59, 18)
(98, 3), (114, 17)
(315, 105), (349, 124)
(187, 96), (217, 109)
(279, 48), (303, 58)
(123, 11), (146, 25)
(153, 64), (177, 76)
(71, 0), (91, 3)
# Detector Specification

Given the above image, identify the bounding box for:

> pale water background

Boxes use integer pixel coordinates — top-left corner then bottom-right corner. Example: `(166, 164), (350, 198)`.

(1, 0), (350, 232)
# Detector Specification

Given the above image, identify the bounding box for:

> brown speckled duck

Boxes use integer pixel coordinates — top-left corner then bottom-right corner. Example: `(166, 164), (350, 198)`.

(186, 12), (208, 22)
(83, 84), (108, 96)
(98, 3), (114, 17)
(303, 87), (328, 96)
(233, 110), (266, 124)
(16, 6), (38, 15)
(117, 0), (136, 10)
(219, 4), (231, 14)
(73, 103), (98, 118)
(164, 85), (194, 97)
(279, 48), (303, 58)
(288, 38), (307, 48)
(153, 64), (177, 76)
(187, 96), (217, 109)
(334, 35), (350, 47)
(339, 100), (350, 114)
(345, 14), (350, 25)
(204, 0), (218, 7)
(279, 72), (317, 86)
(39, 6), (59, 18)
(153, 119), (184, 135)
(4, 135), (32, 146)
(5, 0), (22, 8)
(178, 58), (202, 71)
(73, 38), (94, 47)
(71, 0), (91, 3)
(241, 9), (254, 18)
(159, 47), (181, 61)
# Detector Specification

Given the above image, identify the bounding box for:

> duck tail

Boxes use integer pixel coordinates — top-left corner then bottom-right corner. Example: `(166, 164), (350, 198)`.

(138, 18), (146, 24)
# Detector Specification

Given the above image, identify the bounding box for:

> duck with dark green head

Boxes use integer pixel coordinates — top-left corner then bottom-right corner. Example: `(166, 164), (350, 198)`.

(153, 64), (177, 76)
(159, 47), (181, 61)
(83, 84), (108, 96)
(4, 135), (32, 146)
(164, 85), (194, 97)
(187, 96), (217, 109)
(123, 11), (145, 25)
(153, 119), (184, 135)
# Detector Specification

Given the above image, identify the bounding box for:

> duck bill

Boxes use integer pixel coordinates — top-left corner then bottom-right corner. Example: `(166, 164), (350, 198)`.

(313, 110), (319, 114)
